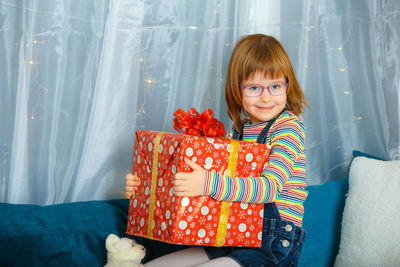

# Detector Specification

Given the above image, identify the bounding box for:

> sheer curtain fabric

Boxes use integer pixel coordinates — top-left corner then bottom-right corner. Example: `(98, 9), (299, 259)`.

(0, 0), (399, 204)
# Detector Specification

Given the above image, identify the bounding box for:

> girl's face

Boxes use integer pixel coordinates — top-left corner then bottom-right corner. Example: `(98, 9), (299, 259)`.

(241, 71), (287, 124)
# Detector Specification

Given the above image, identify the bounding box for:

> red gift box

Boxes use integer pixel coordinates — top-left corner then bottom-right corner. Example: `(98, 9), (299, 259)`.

(126, 130), (270, 247)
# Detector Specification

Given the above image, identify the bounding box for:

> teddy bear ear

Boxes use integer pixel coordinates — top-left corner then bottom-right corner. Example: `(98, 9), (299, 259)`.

(105, 234), (120, 251)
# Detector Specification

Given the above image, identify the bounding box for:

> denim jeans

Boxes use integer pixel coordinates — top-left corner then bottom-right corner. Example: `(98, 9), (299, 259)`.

(204, 202), (306, 267)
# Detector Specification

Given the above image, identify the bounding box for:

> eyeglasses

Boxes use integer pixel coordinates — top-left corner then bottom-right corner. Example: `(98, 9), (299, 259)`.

(240, 83), (288, 97)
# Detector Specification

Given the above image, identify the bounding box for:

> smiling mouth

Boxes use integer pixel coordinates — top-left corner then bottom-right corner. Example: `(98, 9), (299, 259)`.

(256, 106), (274, 110)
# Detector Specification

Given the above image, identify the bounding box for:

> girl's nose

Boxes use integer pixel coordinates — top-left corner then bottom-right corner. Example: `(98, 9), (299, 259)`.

(259, 88), (272, 102)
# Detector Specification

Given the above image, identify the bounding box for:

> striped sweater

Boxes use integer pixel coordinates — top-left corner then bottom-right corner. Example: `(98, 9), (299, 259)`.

(203, 111), (308, 227)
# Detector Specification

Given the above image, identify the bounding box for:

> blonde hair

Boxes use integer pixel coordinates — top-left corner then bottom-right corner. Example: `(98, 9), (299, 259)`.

(225, 34), (308, 132)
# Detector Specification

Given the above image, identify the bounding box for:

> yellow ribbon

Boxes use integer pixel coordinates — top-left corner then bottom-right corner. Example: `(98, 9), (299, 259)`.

(147, 132), (165, 238)
(215, 139), (239, 247)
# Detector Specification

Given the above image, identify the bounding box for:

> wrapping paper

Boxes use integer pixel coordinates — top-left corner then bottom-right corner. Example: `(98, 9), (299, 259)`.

(126, 130), (270, 247)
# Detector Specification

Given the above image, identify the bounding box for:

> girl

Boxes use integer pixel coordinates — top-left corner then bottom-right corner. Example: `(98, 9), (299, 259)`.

(126, 33), (308, 267)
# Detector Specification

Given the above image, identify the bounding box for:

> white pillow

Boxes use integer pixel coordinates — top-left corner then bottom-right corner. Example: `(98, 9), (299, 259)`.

(334, 156), (400, 267)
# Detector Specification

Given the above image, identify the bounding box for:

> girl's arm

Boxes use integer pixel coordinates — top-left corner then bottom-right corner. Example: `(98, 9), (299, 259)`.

(203, 118), (305, 204)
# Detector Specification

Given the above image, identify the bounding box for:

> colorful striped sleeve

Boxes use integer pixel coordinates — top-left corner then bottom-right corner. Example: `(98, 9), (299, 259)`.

(203, 117), (305, 204)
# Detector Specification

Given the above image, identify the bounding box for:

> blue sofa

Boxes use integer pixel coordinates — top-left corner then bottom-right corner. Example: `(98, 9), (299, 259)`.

(0, 176), (349, 267)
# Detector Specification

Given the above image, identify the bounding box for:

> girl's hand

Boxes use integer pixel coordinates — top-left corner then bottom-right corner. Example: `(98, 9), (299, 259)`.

(125, 173), (140, 198)
(173, 158), (206, 197)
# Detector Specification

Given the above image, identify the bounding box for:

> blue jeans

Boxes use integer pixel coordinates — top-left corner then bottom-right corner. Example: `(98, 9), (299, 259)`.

(204, 203), (306, 267)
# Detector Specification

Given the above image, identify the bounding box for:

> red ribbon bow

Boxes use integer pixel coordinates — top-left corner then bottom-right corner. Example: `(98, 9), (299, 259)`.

(173, 108), (225, 137)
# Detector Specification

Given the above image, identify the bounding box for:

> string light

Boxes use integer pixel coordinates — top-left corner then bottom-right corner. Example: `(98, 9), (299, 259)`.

(139, 58), (143, 62)
(340, 68), (345, 72)
(137, 107), (146, 114)
(144, 79), (157, 88)
(338, 47), (342, 51)
(344, 91), (350, 95)
(32, 40), (45, 44)
(225, 43), (230, 47)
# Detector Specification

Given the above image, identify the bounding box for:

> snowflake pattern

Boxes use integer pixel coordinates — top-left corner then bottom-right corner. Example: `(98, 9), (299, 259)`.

(239, 211), (246, 219)
(199, 217), (206, 225)
(241, 164), (250, 174)
(178, 208), (186, 216)
(225, 232), (231, 239)
(177, 231), (184, 239)
(216, 158), (222, 166)
(237, 233), (244, 242)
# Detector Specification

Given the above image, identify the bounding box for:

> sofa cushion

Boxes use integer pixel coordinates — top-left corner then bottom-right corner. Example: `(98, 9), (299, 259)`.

(299, 177), (348, 267)
(334, 156), (400, 266)
(0, 199), (130, 266)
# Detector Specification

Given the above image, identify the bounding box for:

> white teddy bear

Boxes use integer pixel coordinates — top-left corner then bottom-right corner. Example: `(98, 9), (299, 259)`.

(104, 234), (146, 267)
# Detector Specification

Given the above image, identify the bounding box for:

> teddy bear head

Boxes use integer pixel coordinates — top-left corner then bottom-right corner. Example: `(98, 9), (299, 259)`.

(105, 234), (146, 264)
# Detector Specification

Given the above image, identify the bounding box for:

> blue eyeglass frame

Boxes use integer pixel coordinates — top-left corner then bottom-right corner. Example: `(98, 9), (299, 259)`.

(240, 83), (289, 97)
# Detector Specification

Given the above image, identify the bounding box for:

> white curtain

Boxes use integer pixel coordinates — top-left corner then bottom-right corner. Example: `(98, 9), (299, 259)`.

(1, 0), (399, 205)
